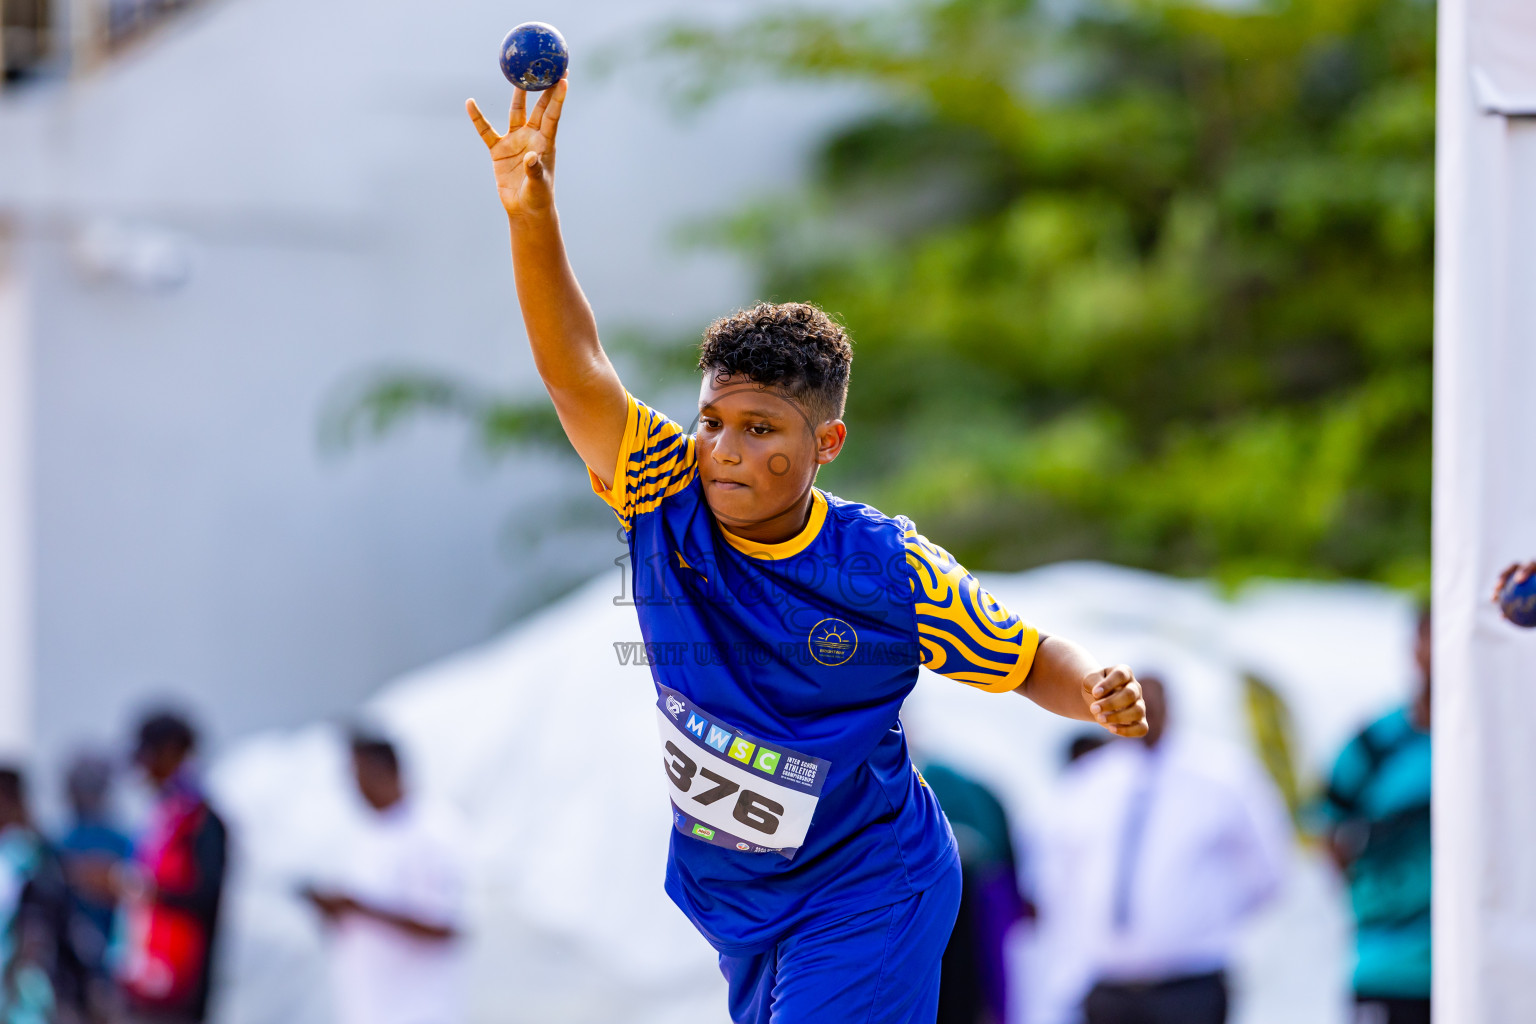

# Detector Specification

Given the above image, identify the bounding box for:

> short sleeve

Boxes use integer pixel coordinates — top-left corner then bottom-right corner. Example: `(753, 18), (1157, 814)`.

(588, 392), (698, 531)
(905, 527), (1040, 693)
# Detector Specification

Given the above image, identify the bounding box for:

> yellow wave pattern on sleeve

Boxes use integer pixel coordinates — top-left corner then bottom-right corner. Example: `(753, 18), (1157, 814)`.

(905, 529), (1039, 693)
(588, 394), (698, 530)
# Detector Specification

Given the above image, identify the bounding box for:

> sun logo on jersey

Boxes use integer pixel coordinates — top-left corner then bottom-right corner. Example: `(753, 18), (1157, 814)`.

(808, 618), (858, 667)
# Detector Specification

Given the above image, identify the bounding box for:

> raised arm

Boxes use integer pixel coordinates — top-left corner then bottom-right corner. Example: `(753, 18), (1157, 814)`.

(466, 80), (629, 487)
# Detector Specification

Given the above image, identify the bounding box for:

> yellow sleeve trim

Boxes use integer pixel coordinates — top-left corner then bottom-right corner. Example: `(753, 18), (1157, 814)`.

(917, 625), (1039, 693)
(989, 625), (1039, 693)
(587, 393), (696, 530)
(587, 392), (643, 527)
(906, 530), (1040, 693)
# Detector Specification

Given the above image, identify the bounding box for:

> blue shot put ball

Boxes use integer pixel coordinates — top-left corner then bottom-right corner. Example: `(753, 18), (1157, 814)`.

(499, 22), (569, 92)
(1500, 572), (1536, 628)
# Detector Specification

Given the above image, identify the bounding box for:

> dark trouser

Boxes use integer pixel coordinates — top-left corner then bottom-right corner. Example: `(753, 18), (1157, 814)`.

(123, 1012), (203, 1024)
(935, 868), (983, 1024)
(1354, 995), (1430, 1024)
(1083, 971), (1227, 1024)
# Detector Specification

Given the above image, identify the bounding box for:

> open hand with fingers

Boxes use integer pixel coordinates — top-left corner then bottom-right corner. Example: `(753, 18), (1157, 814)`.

(466, 78), (568, 218)
(1084, 665), (1149, 738)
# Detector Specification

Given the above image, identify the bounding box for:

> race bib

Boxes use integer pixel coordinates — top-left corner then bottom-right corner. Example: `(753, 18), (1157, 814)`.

(655, 685), (831, 859)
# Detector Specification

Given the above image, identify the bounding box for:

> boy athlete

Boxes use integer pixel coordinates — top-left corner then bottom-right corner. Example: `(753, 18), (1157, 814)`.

(466, 80), (1149, 1024)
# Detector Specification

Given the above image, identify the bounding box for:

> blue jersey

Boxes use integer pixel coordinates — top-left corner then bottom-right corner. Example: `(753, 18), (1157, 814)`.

(591, 394), (1041, 955)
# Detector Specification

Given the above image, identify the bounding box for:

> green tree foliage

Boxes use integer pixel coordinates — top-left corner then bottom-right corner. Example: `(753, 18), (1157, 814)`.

(340, 0), (1432, 587)
(656, 0), (1433, 586)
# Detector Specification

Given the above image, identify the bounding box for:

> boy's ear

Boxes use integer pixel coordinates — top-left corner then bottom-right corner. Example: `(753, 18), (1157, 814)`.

(815, 421), (848, 465)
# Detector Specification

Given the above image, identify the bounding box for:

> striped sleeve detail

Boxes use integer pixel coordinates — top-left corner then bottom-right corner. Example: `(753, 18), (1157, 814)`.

(588, 393), (697, 531)
(905, 529), (1040, 693)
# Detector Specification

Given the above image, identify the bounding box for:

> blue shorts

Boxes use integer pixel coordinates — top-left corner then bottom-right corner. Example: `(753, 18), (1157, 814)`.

(717, 863), (963, 1024)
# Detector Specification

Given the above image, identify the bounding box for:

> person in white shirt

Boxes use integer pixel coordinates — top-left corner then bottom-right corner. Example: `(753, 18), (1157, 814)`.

(1035, 676), (1291, 1024)
(304, 733), (468, 1024)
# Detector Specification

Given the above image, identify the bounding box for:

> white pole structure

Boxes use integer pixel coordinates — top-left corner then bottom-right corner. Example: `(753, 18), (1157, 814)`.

(0, 243), (29, 759)
(1434, 1), (1536, 1020)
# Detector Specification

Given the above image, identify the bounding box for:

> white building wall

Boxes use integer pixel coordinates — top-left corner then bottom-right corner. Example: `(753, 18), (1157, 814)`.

(0, 0), (865, 786)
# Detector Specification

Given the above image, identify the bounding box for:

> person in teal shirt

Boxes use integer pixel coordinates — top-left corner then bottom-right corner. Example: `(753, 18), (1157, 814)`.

(0, 768), (64, 1024)
(1322, 607), (1431, 1024)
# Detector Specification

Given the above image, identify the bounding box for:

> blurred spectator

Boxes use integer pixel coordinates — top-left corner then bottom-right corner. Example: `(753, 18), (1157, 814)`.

(78, 712), (228, 1024)
(1065, 733), (1109, 765)
(1321, 608), (1431, 1024)
(921, 761), (1029, 1024)
(0, 0), (52, 83)
(0, 766), (70, 1024)
(1036, 676), (1291, 1024)
(304, 731), (467, 1024)
(56, 754), (134, 1023)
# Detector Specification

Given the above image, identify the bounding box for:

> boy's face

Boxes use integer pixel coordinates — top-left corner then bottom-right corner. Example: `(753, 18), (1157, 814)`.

(696, 372), (845, 535)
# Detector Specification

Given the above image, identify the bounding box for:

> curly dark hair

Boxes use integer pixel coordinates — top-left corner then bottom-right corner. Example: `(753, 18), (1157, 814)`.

(698, 302), (853, 421)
